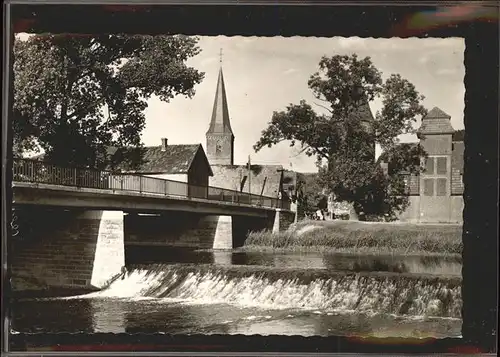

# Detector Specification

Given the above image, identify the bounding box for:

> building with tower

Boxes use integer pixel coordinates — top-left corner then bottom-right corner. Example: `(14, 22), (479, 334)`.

(380, 107), (464, 223)
(206, 67), (235, 166)
(205, 59), (302, 211)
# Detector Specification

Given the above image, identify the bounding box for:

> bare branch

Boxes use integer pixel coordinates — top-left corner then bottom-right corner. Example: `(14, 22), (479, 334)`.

(313, 101), (333, 114)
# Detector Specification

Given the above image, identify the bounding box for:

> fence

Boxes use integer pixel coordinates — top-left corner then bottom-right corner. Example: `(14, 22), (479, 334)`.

(12, 159), (289, 209)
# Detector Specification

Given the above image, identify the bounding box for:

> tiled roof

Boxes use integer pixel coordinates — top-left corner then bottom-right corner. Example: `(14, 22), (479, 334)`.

(29, 144), (213, 175)
(207, 67), (234, 135)
(418, 107), (455, 135)
(425, 107), (451, 120)
(210, 164), (284, 198)
(109, 144), (213, 175)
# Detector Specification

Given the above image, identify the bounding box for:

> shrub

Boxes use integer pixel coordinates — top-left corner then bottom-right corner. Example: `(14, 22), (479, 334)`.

(244, 221), (462, 255)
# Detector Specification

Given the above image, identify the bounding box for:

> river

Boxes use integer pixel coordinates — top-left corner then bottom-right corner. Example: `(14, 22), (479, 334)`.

(11, 249), (463, 338)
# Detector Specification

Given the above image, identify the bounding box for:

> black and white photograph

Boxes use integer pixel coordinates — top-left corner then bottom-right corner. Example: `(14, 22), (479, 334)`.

(5, 25), (491, 349)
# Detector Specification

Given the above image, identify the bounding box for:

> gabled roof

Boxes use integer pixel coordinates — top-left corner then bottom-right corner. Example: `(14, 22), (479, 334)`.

(109, 144), (213, 176)
(418, 107), (455, 136)
(207, 67), (234, 135)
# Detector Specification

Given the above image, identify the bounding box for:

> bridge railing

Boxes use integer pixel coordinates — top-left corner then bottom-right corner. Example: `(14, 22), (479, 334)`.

(12, 158), (289, 210)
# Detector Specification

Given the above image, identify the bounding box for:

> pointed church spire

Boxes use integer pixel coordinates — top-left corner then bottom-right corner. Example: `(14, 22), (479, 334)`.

(206, 51), (235, 166)
(206, 60), (234, 135)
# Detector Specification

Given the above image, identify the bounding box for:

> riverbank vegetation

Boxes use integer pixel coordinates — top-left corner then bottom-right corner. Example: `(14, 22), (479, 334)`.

(244, 220), (462, 256)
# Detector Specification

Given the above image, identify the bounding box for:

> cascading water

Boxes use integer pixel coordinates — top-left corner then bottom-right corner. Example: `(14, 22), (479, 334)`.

(85, 264), (462, 319)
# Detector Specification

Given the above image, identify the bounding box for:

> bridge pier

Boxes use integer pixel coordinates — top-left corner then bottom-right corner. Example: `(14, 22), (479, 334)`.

(84, 210), (125, 288)
(11, 207), (125, 292)
(272, 209), (296, 234)
(210, 215), (233, 250)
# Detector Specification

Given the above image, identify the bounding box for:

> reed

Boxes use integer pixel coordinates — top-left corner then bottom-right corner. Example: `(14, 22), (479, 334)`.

(244, 220), (463, 255)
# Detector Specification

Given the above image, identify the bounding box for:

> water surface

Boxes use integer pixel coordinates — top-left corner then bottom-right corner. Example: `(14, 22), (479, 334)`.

(11, 249), (463, 338)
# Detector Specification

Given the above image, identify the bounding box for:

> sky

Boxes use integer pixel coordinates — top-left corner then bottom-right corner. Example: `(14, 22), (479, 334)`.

(16, 34), (465, 172)
(142, 36), (465, 173)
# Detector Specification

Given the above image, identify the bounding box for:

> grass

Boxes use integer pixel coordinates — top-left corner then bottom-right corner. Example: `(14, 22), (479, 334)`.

(243, 219), (463, 256)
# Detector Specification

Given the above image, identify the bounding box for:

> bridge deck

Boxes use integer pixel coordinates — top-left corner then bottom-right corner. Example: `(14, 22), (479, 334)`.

(12, 182), (284, 217)
(12, 159), (291, 217)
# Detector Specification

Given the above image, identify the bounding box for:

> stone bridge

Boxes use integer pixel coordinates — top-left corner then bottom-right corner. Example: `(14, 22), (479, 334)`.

(10, 159), (296, 292)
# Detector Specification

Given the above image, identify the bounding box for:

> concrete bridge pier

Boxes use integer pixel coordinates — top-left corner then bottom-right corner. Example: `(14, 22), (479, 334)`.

(206, 215), (233, 250)
(11, 207), (125, 292)
(83, 210), (125, 288)
(272, 209), (296, 234)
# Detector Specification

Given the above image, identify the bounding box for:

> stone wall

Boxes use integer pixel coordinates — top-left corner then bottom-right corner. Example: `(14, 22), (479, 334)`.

(451, 168), (464, 195)
(397, 196), (421, 223)
(210, 164), (283, 198)
(421, 134), (453, 155)
(396, 195), (464, 224)
(10, 207), (124, 291)
(450, 196), (464, 223)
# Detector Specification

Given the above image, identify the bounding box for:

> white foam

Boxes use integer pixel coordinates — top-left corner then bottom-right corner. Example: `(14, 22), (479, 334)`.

(70, 266), (462, 319)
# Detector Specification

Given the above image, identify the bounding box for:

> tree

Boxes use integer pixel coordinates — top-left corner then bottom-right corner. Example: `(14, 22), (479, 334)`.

(254, 54), (427, 218)
(13, 34), (204, 168)
(297, 173), (328, 215)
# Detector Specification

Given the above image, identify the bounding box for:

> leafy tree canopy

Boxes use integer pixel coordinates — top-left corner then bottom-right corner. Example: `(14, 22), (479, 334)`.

(296, 173), (328, 214)
(13, 34), (204, 168)
(254, 54), (428, 217)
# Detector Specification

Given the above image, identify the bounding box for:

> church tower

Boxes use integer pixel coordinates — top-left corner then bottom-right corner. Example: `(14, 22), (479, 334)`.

(206, 53), (235, 166)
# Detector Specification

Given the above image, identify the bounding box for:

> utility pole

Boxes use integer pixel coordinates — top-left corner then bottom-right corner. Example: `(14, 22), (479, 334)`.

(247, 154), (251, 200)
(277, 167), (285, 208)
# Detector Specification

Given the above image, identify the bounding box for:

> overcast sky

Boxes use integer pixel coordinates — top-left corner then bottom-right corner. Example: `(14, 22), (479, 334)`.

(143, 36), (465, 172)
(17, 34), (465, 172)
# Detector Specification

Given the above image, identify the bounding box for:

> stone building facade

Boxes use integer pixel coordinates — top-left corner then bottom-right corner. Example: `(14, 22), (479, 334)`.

(387, 107), (464, 223)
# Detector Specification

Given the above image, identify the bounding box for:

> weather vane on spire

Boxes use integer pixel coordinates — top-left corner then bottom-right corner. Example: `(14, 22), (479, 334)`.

(219, 48), (223, 64)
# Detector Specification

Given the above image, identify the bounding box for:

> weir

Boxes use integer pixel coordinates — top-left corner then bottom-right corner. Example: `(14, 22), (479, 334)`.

(79, 264), (462, 319)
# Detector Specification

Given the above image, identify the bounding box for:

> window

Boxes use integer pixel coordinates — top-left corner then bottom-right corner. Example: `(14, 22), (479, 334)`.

(436, 157), (447, 175)
(423, 179), (434, 196)
(421, 156), (449, 197)
(425, 157), (435, 174)
(436, 178), (447, 196)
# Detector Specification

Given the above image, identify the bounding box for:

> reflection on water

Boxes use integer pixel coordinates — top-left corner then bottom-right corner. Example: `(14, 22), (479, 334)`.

(11, 298), (461, 338)
(91, 299), (126, 333)
(125, 246), (462, 276)
(12, 247), (463, 338)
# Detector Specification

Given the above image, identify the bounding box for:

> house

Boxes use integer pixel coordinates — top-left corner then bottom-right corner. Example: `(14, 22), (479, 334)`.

(108, 139), (213, 199)
(381, 107), (464, 223)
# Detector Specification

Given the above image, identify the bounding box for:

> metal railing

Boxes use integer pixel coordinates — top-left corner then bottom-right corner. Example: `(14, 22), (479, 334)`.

(12, 158), (289, 209)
